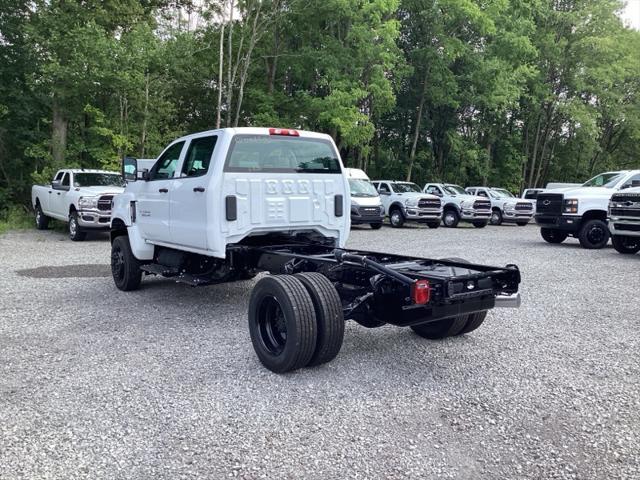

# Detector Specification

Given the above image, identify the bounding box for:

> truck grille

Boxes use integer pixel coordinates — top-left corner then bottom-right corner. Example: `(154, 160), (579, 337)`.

(536, 193), (563, 215)
(98, 195), (113, 211)
(473, 200), (491, 211)
(611, 193), (640, 203)
(614, 223), (640, 232)
(418, 198), (441, 209)
(610, 208), (640, 217)
(515, 202), (533, 211)
(358, 206), (381, 216)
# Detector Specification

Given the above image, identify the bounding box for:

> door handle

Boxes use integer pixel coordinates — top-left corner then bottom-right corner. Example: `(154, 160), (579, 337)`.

(193, 187), (205, 192)
(159, 188), (169, 193)
(57, 192), (61, 195)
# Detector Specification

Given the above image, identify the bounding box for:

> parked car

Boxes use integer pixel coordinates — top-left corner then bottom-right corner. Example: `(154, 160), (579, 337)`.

(345, 168), (384, 229)
(466, 187), (534, 226)
(110, 127), (521, 373)
(32, 169), (124, 241)
(535, 169), (640, 249)
(370, 180), (442, 228)
(422, 183), (491, 228)
(608, 184), (640, 254)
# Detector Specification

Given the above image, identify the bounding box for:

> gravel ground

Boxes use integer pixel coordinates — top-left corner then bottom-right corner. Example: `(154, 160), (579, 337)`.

(1, 224), (638, 479)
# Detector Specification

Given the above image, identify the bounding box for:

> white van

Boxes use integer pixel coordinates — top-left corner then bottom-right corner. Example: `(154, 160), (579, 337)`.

(345, 168), (384, 229)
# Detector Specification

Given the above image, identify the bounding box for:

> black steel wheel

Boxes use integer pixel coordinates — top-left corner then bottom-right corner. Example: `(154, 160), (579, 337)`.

(611, 235), (640, 254)
(111, 235), (142, 291)
(35, 204), (49, 230)
(370, 222), (383, 230)
(540, 228), (567, 244)
(295, 272), (345, 367)
(578, 219), (610, 249)
(490, 210), (503, 225)
(411, 315), (468, 339)
(443, 209), (459, 228)
(389, 208), (405, 228)
(69, 211), (87, 241)
(248, 275), (317, 373)
(457, 311), (488, 335)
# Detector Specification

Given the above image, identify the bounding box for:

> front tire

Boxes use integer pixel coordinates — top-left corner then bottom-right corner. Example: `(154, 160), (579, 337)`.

(540, 228), (567, 244)
(248, 275), (317, 373)
(389, 208), (405, 228)
(490, 210), (503, 226)
(578, 219), (610, 249)
(443, 209), (459, 228)
(111, 235), (142, 291)
(35, 204), (49, 230)
(611, 235), (640, 254)
(370, 222), (383, 230)
(69, 212), (87, 241)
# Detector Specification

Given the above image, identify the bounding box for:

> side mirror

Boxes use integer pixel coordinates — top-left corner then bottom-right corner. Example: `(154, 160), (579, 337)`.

(141, 169), (150, 181)
(123, 156), (138, 182)
(51, 180), (69, 191)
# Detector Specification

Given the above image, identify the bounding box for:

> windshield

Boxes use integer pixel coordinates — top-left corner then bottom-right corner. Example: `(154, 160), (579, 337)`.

(225, 135), (341, 173)
(73, 173), (122, 187)
(349, 179), (378, 197)
(393, 182), (422, 193)
(491, 188), (514, 199)
(582, 172), (624, 188)
(443, 184), (467, 195)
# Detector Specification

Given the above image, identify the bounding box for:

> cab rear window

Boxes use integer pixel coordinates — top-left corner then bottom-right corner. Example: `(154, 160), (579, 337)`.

(224, 135), (341, 174)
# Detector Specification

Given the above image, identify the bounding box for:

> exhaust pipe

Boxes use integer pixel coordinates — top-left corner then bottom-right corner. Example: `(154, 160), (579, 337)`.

(495, 293), (521, 308)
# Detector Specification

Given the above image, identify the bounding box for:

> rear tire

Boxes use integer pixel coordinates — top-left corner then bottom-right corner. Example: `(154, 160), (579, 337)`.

(611, 235), (640, 254)
(35, 204), (49, 230)
(427, 222), (440, 229)
(457, 311), (487, 335)
(370, 222), (382, 230)
(111, 236), (142, 291)
(411, 315), (468, 339)
(472, 221), (488, 228)
(578, 219), (610, 249)
(295, 272), (345, 367)
(540, 228), (567, 244)
(443, 209), (459, 228)
(248, 275), (317, 373)
(389, 208), (405, 228)
(69, 211), (87, 241)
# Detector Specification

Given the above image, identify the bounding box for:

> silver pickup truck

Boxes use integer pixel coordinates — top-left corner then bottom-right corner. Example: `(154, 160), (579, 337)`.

(31, 169), (123, 241)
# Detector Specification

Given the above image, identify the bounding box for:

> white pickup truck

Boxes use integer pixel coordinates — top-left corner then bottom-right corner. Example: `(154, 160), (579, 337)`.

(110, 127), (521, 373)
(465, 187), (534, 226)
(423, 183), (491, 228)
(370, 180), (442, 228)
(535, 170), (640, 249)
(32, 169), (124, 241)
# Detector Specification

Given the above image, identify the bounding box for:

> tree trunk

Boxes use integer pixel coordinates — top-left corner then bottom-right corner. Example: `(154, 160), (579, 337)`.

(216, 22), (225, 128)
(51, 97), (68, 165)
(406, 75), (428, 182)
(225, 0), (235, 127)
(140, 73), (150, 157)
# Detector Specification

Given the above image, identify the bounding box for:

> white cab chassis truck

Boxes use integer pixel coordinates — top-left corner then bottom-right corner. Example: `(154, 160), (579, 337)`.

(345, 168), (384, 229)
(370, 180), (443, 228)
(535, 170), (640, 249)
(110, 127), (521, 373)
(423, 183), (491, 228)
(608, 187), (640, 254)
(31, 169), (124, 241)
(466, 187), (534, 226)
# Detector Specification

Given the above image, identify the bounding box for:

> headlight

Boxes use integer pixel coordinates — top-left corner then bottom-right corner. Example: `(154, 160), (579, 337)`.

(404, 198), (419, 207)
(505, 202), (517, 210)
(460, 200), (473, 209)
(563, 199), (578, 214)
(78, 196), (99, 209)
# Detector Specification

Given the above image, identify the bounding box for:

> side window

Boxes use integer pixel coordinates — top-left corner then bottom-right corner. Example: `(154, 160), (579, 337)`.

(150, 141), (185, 181)
(622, 174), (640, 189)
(379, 183), (391, 193)
(524, 191), (538, 200)
(61, 173), (70, 187)
(477, 190), (488, 197)
(182, 136), (217, 177)
(53, 171), (64, 182)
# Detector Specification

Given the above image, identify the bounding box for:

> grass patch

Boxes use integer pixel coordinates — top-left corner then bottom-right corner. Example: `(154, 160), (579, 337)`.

(0, 206), (34, 234)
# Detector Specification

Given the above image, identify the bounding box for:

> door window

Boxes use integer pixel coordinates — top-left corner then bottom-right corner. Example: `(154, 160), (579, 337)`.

(477, 190), (488, 197)
(61, 173), (70, 187)
(378, 183), (391, 193)
(182, 136), (217, 177)
(150, 141), (185, 180)
(621, 174), (640, 189)
(54, 171), (64, 182)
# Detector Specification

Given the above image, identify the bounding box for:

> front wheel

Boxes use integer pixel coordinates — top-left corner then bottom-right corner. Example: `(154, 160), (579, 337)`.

(442, 209), (459, 228)
(389, 209), (405, 228)
(611, 235), (640, 254)
(35, 204), (49, 230)
(490, 210), (503, 226)
(69, 212), (87, 241)
(370, 222), (383, 230)
(578, 219), (610, 249)
(111, 236), (142, 291)
(472, 221), (488, 228)
(540, 228), (567, 244)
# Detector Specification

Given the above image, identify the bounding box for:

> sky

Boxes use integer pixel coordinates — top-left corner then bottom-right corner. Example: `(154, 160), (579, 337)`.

(622, 0), (640, 29)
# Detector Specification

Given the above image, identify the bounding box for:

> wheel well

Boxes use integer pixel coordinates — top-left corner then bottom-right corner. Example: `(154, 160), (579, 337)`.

(389, 202), (403, 213)
(492, 206), (501, 212)
(35, 198), (41, 208)
(69, 204), (77, 215)
(110, 218), (128, 244)
(581, 210), (607, 223)
(443, 203), (459, 213)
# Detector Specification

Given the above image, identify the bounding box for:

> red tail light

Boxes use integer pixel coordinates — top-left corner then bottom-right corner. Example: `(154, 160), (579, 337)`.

(269, 128), (299, 136)
(411, 280), (431, 305)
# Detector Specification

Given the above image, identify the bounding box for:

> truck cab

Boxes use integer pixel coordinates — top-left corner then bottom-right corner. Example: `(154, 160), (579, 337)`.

(345, 168), (384, 229)
(423, 183), (491, 228)
(535, 170), (640, 249)
(466, 187), (534, 226)
(370, 180), (442, 228)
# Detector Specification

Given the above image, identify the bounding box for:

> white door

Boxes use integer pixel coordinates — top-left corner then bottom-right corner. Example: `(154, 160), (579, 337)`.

(170, 135), (218, 249)
(377, 182), (393, 213)
(136, 141), (185, 243)
(51, 172), (71, 218)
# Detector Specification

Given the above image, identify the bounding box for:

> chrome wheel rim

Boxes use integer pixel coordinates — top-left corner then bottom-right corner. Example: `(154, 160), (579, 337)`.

(69, 218), (77, 237)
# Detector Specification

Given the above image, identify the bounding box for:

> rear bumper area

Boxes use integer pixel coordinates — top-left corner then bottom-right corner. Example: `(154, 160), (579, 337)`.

(78, 210), (112, 229)
(535, 214), (581, 233)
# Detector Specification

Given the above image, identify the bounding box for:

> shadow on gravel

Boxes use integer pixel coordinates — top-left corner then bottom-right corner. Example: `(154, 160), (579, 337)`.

(16, 264), (111, 278)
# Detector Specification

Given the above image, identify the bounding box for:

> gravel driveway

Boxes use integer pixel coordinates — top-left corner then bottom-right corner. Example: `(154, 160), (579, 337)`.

(1, 225), (638, 479)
